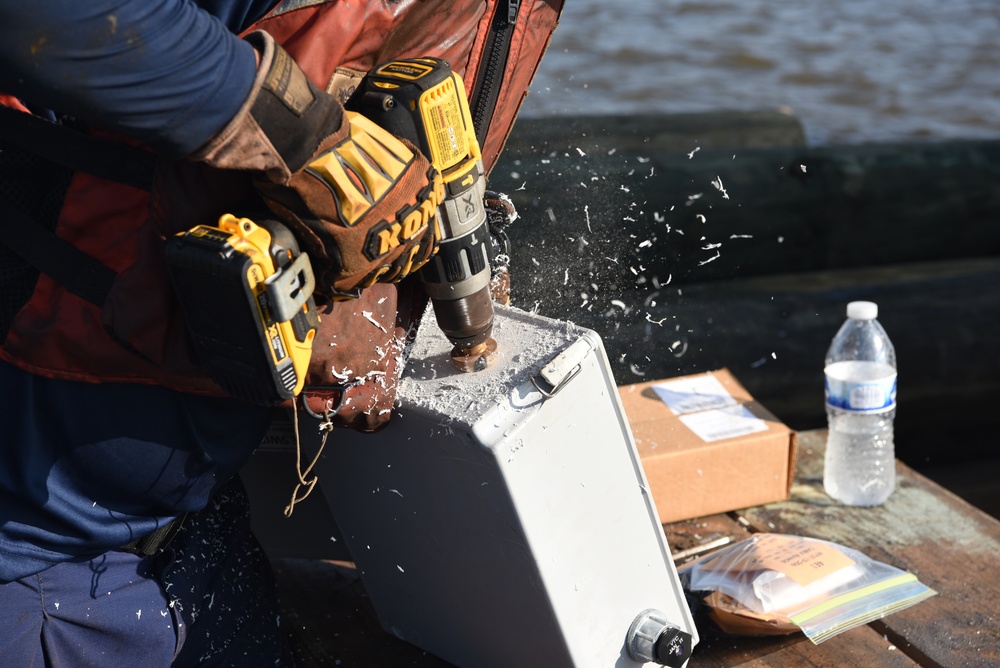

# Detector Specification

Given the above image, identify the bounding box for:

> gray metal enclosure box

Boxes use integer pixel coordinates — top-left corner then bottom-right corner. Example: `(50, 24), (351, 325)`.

(246, 305), (697, 667)
(316, 308), (697, 668)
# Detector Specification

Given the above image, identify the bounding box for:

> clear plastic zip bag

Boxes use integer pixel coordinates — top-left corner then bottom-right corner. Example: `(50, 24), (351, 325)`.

(679, 533), (937, 643)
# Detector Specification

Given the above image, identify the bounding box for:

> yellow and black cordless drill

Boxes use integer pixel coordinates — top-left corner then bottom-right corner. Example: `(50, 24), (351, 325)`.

(346, 57), (497, 372)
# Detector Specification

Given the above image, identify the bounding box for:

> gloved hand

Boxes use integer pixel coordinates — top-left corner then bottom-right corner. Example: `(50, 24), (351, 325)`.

(191, 31), (444, 298)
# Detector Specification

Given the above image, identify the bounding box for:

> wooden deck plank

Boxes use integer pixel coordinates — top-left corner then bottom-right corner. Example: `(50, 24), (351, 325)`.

(275, 489), (931, 667)
(662, 513), (919, 667)
(273, 563), (922, 667)
(735, 430), (1000, 668)
(272, 430), (999, 666)
(689, 625), (920, 668)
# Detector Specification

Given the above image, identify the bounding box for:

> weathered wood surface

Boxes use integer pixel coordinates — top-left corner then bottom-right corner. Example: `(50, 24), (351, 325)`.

(690, 625), (921, 668)
(917, 456), (1000, 522)
(735, 430), (1000, 668)
(272, 430), (999, 667)
(274, 531), (915, 668)
(662, 515), (919, 668)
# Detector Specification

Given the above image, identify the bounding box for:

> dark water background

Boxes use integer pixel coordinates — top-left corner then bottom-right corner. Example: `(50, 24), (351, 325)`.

(520, 0), (1000, 145)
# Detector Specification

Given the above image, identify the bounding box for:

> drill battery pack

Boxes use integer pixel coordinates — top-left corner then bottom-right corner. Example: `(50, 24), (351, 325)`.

(166, 214), (319, 405)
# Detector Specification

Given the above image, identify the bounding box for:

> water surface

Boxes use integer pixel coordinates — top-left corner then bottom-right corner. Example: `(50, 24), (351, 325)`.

(521, 0), (1000, 145)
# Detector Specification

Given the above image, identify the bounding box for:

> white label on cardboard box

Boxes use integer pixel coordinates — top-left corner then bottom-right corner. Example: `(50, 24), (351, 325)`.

(679, 404), (769, 442)
(653, 374), (737, 415)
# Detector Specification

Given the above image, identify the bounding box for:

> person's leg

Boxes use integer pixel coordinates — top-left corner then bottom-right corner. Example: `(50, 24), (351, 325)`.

(0, 551), (179, 667)
(0, 577), (46, 667)
(0, 480), (291, 668)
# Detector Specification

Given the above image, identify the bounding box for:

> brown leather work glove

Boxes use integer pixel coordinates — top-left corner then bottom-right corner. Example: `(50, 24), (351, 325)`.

(191, 31), (444, 298)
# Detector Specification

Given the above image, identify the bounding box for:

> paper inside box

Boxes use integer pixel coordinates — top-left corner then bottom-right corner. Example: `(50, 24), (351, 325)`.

(618, 369), (797, 524)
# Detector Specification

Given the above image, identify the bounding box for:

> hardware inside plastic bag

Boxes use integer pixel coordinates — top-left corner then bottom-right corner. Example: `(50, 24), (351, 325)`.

(679, 533), (937, 643)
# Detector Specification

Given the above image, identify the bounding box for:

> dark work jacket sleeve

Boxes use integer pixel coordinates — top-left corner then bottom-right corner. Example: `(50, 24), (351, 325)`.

(0, 0), (278, 157)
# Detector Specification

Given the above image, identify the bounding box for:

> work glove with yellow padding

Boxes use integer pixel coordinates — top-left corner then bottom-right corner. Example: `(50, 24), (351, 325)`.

(192, 31), (444, 298)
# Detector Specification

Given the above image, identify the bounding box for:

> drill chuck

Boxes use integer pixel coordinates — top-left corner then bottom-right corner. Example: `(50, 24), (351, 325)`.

(431, 286), (495, 349)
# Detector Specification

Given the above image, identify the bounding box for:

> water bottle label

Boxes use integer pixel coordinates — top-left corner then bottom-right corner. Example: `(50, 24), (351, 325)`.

(825, 364), (897, 413)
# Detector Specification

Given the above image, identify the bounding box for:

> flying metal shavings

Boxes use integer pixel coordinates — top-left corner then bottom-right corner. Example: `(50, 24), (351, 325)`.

(711, 175), (730, 199)
(698, 251), (721, 266)
(362, 311), (387, 333)
(646, 314), (667, 326)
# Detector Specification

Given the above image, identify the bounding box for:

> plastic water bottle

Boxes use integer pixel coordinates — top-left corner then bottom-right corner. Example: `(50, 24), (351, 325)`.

(823, 301), (897, 506)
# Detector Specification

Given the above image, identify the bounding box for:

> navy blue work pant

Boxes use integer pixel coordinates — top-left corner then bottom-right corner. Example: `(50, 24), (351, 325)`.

(0, 479), (292, 667)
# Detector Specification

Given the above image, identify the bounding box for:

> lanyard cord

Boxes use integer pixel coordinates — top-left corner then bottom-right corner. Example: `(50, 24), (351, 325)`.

(283, 400), (334, 518)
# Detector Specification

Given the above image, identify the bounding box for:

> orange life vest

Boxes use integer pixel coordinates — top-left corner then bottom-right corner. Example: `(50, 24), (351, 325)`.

(0, 0), (563, 430)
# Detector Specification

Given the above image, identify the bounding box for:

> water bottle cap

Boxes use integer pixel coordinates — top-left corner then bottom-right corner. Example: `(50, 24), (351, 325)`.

(846, 301), (878, 320)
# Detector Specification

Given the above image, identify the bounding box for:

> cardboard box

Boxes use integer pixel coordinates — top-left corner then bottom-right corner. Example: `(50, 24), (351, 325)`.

(618, 369), (797, 524)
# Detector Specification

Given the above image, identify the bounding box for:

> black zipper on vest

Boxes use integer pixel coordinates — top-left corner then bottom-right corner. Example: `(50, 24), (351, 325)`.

(470, 0), (521, 148)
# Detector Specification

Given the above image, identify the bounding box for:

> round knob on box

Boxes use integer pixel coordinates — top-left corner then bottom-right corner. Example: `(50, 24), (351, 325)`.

(626, 608), (693, 667)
